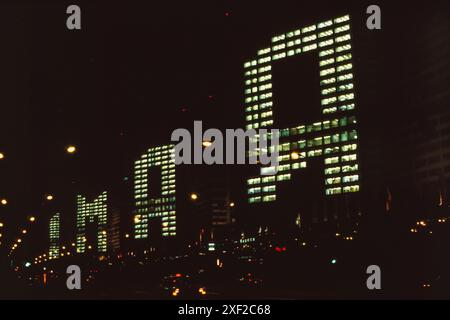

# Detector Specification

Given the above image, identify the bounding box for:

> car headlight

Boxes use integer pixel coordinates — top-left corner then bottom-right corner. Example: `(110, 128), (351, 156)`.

(172, 288), (180, 296)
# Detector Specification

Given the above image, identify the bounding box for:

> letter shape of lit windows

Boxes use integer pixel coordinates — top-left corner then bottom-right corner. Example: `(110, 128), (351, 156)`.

(245, 15), (360, 204)
(76, 192), (108, 253)
(133, 144), (176, 239)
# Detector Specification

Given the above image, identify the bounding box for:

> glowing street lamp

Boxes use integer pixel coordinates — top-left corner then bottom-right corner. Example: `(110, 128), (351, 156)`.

(22, 229), (27, 234)
(1, 199), (8, 206)
(0, 152), (4, 160)
(66, 145), (77, 154)
(190, 193), (199, 201)
(29, 216), (36, 222)
(290, 151), (300, 160)
(202, 140), (212, 148)
(46, 194), (54, 201)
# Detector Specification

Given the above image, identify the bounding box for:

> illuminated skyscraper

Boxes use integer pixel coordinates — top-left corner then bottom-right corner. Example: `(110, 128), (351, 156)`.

(49, 213), (60, 259)
(133, 144), (176, 240)
(76, 192), (108, 253)
(244, 14), (360, 230)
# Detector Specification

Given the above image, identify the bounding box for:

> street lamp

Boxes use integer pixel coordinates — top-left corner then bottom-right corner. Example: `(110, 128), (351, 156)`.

(290, 151), (300, 160)
(190, 193), (198, 201)
(1, 199), (8, 206)
(29, 216), (36, 222)
(46, 194), (54, 201)
(0, 152), (4, 160)
(66, 145), (77, 154)
(202, 140), (212, 148)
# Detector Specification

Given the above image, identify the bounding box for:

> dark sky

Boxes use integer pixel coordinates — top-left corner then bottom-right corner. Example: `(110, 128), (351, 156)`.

(1, 0), (447, 258)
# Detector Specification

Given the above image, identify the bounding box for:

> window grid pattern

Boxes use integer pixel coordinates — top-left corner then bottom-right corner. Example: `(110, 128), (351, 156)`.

(244, 15), (360, 204)
(49, 213), (60, 259)
(76, 192), (108, 253)
(134, 144), (176, 239)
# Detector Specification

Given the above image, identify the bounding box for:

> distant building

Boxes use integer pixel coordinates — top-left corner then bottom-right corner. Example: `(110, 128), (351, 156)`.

(49, 213), (60, 259)
(193, 185), (233, 244)
(107, 208), (121, 253)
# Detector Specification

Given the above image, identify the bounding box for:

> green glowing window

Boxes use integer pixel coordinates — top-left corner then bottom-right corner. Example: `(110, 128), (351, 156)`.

(263, 195), (277, 202)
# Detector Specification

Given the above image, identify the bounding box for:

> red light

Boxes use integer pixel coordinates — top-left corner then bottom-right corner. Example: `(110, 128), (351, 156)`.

(275, 247), (281, 252)
(175, 273), (182, 278)
(282, 247), (286, 252)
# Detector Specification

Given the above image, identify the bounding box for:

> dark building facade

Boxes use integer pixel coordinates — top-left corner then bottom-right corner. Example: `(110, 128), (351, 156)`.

(359, 2), (450, 222)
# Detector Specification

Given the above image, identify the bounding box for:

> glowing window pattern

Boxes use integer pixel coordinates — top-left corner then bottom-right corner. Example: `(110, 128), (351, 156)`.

(76, 192), (108, 253)
(244, 15), (360, 203)
(133, 144), (176, 239)
(49, 213), (60, 259)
